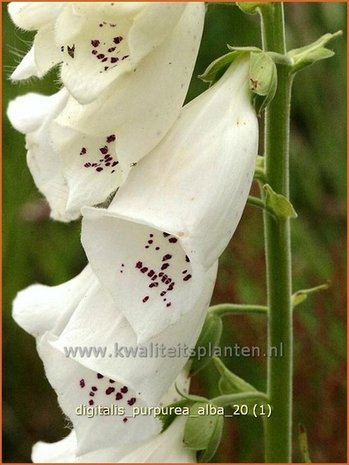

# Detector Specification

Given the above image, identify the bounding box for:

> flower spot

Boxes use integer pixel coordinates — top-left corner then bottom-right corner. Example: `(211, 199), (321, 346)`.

(80, 379), (85, 388)
(99, 146), (108, 154)
(105, 387), (115, 395)
(107, 134), (116, 143)
(67, 45), (75, 59)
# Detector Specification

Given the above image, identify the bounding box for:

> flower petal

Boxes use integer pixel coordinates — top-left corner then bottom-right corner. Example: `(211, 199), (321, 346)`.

(8, 2), (63, 31)
(49, 2), (205, 218)
(7, 92), (61, 134)
(32, 431), (76, 463)
(33, 24), (62, 77)
(128, 3), (186, 63)
(49, 123), (124, 218)
(37, 332), (161, 455)
(83, 57), (258, 270)
(120, 418), (195, 463)
(12, 266), (94, 338)
(56, 3), (188, 103)
(32, 418), (194, 463)
(81, 213), (216, 342)
(10, 46), (39, 81)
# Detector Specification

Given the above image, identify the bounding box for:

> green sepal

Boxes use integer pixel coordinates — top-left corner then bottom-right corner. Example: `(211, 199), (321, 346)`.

(213, 357), (257, 395)
(291, 282), (330, 308)
(199, 46), (260, 86)
(183, 402), (224, 462)
(249, 51), (277, 115)
(158, 399), (192, 432)
(190, 314), (223, 376)
(288, 31), (342, 74)
(199, 51), (240, 85)
(174, 382), (208, 403)
(263, 184), (298, 220)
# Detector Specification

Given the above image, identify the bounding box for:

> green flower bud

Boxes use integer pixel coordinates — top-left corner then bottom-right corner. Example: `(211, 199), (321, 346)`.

(184, 402), (224, 462)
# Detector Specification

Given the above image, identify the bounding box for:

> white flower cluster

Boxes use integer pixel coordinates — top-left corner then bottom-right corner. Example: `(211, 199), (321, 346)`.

(8, 2), (258, 462)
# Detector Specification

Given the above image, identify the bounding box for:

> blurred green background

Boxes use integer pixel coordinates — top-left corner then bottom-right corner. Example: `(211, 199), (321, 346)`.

(3, 2), (346, 463)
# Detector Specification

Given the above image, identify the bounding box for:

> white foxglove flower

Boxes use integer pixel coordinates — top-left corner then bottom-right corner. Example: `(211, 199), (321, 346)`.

(7, 90), (73, 221)
(8, 3), (205, 221)
(81, 57), (258, 341)
(9, 2), (203, 104)
(13, 263), (216, 454)
(32, 418), (194, 463)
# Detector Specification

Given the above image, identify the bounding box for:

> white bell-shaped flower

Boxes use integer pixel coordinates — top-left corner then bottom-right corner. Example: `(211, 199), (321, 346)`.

(7, 3), (205, 221)
(81, 57), (258, 341)
(9, 2), (204, 104)
(13, 263), (216, 454)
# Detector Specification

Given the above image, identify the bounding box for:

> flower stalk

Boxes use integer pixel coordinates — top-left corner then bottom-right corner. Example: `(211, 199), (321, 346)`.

(259, 3), (294, 462)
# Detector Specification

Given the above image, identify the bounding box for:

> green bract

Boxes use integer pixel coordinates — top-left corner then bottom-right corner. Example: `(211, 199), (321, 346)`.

(263, 184), (298, 220)
(190, 313), (223, 375)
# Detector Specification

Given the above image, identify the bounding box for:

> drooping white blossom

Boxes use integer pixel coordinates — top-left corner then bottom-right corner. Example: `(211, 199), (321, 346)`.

(9, 2), (203, 104)
(81, 57), (258, 341)
(32, 418), (194, 463)
(13, 263), (217, 454)
(8, 2), (205, 221)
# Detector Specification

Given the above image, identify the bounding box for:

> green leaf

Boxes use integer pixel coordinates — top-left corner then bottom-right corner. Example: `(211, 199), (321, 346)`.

(190, 314), (223, 375)
(249, 51), (277, 114)
(184, 402), (224, 462)
(292, 282), (330, 308)
(288, 31), (342, 74)
(213, 357), (257, 396)
(263, 184), (298, 220)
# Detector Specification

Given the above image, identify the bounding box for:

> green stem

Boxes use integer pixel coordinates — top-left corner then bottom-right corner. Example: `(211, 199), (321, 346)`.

(247, 195), (275, 217)
(209, 303), (268, 318)
(259, 3), (294, 462)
